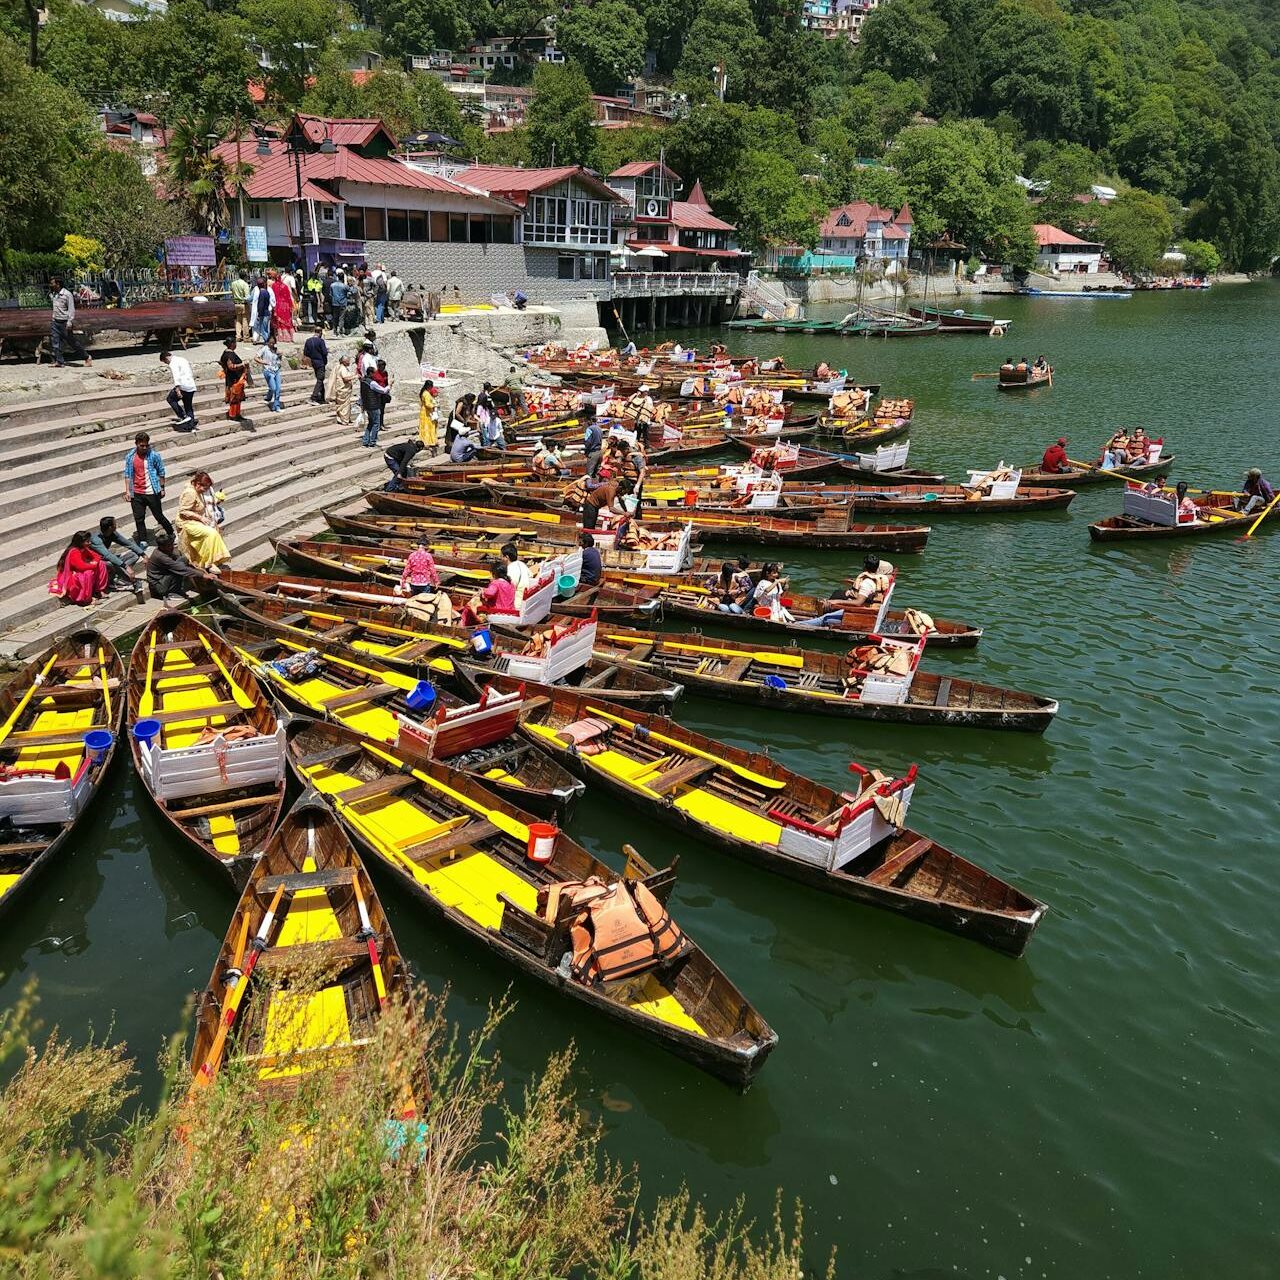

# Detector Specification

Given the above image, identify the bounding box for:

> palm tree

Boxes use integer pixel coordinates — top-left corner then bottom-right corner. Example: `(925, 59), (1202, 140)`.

(165, 116), (255, 240)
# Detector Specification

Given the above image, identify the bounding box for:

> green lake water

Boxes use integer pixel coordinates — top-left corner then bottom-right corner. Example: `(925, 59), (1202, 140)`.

(4, 283), (1278, 1276)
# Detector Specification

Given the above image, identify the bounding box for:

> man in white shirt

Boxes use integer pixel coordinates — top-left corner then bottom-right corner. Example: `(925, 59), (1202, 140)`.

(159, 351), (198, 430)
(501, 542), (531, 604)
(386, 270), (404, 318)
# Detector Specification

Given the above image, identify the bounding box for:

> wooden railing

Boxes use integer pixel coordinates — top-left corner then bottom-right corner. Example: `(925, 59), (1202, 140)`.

(611, 272), (743, 298)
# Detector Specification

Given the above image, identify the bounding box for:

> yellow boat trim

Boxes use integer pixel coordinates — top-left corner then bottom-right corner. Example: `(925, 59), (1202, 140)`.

(13, 661), (95, 775)
(0, 872), (22, 900)
(257, 985), (352, 1080)
(605, 635), (805, 670)
(625, 974), (706, 1036)
(674, 787), (781, 846)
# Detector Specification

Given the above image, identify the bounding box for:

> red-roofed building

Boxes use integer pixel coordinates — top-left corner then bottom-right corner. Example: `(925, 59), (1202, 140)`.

(817, 201), (913, 264)
(221, 115), (521, 278)
(1033, 223), (1103, 274)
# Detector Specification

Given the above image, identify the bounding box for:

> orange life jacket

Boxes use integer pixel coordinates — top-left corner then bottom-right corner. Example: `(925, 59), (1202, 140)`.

(542, 876), (687, 986)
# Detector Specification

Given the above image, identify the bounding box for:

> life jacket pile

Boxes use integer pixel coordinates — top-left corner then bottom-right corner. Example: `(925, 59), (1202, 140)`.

(539, 876), (689, 986)
(829, 389), (870, 417)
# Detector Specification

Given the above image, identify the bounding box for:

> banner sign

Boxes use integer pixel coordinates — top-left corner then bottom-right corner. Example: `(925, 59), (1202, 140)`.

(164, 235), (217, 266)
(244, 226), (268, 262)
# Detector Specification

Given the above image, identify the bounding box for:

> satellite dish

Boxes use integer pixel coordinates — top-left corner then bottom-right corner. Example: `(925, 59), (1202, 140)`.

(645, 199), (661, 217)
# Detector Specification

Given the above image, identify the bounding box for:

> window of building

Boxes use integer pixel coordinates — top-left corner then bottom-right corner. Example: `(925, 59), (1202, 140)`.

(364, 207), (385, 239)
(491, 215), (515, 243)
(526, 190), (612, 246)
(319, 204), (337, 225)
(448, 214), (468, 242)
(470, 215), (490, 244)
(248, 203), (262, 220)
(346, 206), (365, 239)
(408, 211), (428, 241)
(387, 210), (409, 241)
(557, 255), (575, 279)
(430, 212), (448, 242)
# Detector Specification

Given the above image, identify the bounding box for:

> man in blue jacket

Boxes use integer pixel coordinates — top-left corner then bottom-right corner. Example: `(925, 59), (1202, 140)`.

(329, 275), (350, 335)
(121, 431), (172, 545)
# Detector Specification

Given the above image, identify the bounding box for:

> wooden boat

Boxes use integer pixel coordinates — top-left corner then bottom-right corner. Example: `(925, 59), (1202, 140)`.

(809, 419), (911, 447)
(804, 481), (1075, 515)
(286, 719), (777, 1086)
(878, 319), (942, 338)
(590, 576), (981, 647)
(232, 594), (683, 709)
(366, 492), (932, 553)
(490, 687), (1046, 954)
(212, 613), (584, 817)
(269, 537), (665, 622)
(1020, 454), (1175, 487)
(487, 625), (1053, 728)
(127, 613), (285, 884)
(188, 793), (425, 1115)
(996, 364), (1053, 392)
(0, 630), (123, 911)
(1088, 486), (1276, 541)
(908, 305), (1009, 333)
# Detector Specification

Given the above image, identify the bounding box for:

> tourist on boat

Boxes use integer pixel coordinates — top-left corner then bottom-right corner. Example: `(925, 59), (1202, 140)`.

(1174, 481), (1200, 523)
(625, 386), (655, 446)
(814, 362), (833, 381)
(751, 564), (795, 623)
(461, 561), (515, 624)
(583, 418), (605, 470)
(51, 531), (109, 605)
(502, 543), (532, 604)
(383, 438), (424, 491)
(175, 471), (230, 572)
(532, 438), (567, 478)
(1041, 438), (1071, 473)
(1237, 468), (1276, 514)
(1142, 473), (1169, 494)
(607, 437), (647, 491)
(581, 477), (635, 530)
(218, 339), (248, 421)
(1000, 360), (1015, 376)
(89, 516), (145, 598)
(845, 555), (895, 606)
(396, 537), (440, 595)
(1126, 427), (1150, 461)
(578, 532), (603, 586)
(713, 561), (749, 614)
(620, 339), (637, 358)
(146, 533), (206, 606)
(1033, 355), (1048, 374)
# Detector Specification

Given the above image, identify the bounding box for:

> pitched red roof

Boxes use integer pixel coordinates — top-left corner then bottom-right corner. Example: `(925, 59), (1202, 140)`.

(670, 200), (735, 232)
(213, 140), (512, 205)
(895, 202), (913, 225)
(456, 164), (624, 204)
(685, 179), (710, 210)
(1033, 223), (1102, 248)
(291, 115), (397, 151)
(820, 201), (912, 239)
(610, 160), (681, 181)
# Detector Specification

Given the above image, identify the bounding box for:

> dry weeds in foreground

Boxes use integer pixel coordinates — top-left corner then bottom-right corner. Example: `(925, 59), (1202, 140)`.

(0, 983), (832, 1279)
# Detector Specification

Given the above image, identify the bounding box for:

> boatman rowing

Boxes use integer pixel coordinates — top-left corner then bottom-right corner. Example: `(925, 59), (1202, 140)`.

(1041, 438), (1070, 473)
(1236, 468), (1275, 514)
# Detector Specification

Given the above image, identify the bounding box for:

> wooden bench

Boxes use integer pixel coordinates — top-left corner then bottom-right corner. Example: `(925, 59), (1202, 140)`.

(648, 756), (718, 795)
(256, 867), (358, 895)
(864, 837), (932, 886)
(321, 683), (401, 711)
(338, 776), (417, 805)
(401, 818), (499, 862)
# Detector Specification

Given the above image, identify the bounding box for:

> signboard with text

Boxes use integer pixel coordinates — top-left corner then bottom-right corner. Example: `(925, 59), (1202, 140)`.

(163, 235), (217, 266)
(244, 226), (268, 263)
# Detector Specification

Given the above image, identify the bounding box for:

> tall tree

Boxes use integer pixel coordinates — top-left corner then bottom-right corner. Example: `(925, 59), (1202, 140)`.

(977, 0), (1081, 138)
(370, 0), (473, 62)
(556, 0), (647, 94)
(238, 0), (358, 109)
(1096, 189), (1174, 274)
(634, 0), (695, 73)
(675, 0), (765, 103)
(1032, 143), (1100, 235)
(67, 145), (189, 268)
(859, 0), (945, 84)
(525, 61), (597, 168)
(721, 149), (826, 251)
(164, 116), (254, 240)
(0, 48), (88, 256)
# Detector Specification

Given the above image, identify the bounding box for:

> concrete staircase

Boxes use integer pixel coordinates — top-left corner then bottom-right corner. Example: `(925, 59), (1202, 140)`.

(0, 369), (421, 659)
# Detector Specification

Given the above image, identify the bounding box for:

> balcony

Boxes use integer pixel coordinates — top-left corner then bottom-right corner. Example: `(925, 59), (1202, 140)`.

(612, 272), (743, 298)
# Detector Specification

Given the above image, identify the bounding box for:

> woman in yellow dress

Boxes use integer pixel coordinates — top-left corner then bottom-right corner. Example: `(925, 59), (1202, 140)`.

(418, 378), (438, 455)
(175, 470), (230, 572)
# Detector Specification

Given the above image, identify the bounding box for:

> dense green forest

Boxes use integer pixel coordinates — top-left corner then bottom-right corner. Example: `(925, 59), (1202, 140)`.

(0, 0), (1278, 271)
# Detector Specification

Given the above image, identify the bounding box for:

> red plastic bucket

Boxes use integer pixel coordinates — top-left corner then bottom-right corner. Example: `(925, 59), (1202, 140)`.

(526, 822), (558, 863)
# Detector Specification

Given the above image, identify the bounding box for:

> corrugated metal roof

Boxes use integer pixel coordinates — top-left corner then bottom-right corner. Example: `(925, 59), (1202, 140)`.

(458, 164), (625, 204)
(610, 161), (681, 180)
(1034, 222), (1102, 248)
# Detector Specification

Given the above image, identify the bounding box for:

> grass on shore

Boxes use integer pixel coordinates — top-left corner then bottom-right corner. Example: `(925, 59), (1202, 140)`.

(0, 981), (830, 1279)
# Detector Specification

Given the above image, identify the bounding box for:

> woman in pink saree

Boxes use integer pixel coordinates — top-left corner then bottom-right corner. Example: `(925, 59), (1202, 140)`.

(51, 531), (109, 604)
(269, 270), (295, 342)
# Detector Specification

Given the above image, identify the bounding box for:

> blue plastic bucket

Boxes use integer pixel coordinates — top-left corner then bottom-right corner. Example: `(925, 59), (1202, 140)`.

(556, 574), (578, 598)
(723, 403), (734, 416)
(131, 719), (160, 750)
(83, 729), (114, 762)
(405, 681), (437, 712)
(469, 628), (493, 656)
(763, 674), (788, 690)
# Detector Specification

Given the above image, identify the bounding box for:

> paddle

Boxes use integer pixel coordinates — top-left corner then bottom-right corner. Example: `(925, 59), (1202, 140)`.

(191, 882), (287, 1090)
(971, 372), (1001, 380)
(197, 631), (255, 711)
(96, 644), (112, 727)
(1243, 492), (1280, 539)
(137, 631), (159, 718)
(607, 634), (805, 669)
(350, 874), (388, 1010)
(585, 705), (785, 789)
(0, 651), (60, 745)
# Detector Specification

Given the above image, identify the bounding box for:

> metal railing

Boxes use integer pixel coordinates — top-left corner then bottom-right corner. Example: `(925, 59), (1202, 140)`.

(0, 267), (237, 310)
(611, 271), (742, 298)
(738, 269), (795, 317)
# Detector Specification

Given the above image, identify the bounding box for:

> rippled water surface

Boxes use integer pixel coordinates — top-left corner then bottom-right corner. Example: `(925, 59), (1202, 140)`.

(4, 285), (1278, 1277)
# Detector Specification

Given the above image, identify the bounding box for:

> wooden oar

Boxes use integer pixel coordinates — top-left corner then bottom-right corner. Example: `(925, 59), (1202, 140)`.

(137, 631), (159, 718)
(1243, 492), (1280, 539)
(191, 883), (287, 1090)
(586, 705), (785, 789)
(606, 634), (805, 669)
(197, 631), (255, 711)
(0, 651), (61, 745)
(971, 372), (1001, 380)
(350, 874), (388, 1010)
(96, 644), (112, 727)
